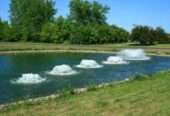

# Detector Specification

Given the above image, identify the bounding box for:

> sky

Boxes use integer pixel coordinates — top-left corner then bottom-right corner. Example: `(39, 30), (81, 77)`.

(0, 0), (170, 32)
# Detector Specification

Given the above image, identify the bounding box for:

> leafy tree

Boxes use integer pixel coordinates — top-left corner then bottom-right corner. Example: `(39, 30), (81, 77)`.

(8, 0), (129, 44)
(68, 0), (129, 44)
(39, 22), (55, 43)
(0, 18), (4, 40)
(0, 18), (20, 42)
(10, 0), (56, 41)
(40, 16), (72, 43)
(0, 0), (168, 45)
(130, 25), (170, 45)
(155, 27), (169, 43)
(69, 0), (109, 25)
(70, 24), (98, 44)
(111, 25), (129, 43)
(130, 25), (157, 45)
(69, 24), (129, 44)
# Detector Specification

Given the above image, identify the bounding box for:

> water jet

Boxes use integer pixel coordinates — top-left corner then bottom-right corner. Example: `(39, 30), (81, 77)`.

(48, 64), (78, 76)
(103, 56), (128, 64)
(76, 59), (103, 69)
(12, 73), (46, 84)
(118, 49), (150, 60)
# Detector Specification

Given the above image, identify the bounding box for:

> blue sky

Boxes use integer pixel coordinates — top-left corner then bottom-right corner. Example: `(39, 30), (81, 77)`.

(0, 0), (170, 32)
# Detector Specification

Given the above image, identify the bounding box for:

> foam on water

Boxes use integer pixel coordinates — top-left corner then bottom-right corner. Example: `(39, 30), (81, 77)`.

(47, 64), (78, 76)
(102, 56), (128, 64)
(76, 59), (103, 69)
(13, 73), (46, 84)
(118, 49), (150, 60)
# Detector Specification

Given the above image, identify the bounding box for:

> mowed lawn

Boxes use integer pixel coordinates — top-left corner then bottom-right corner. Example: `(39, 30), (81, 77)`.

(0, 42), (130, 51)
(1, 71), (170, 116)
(0, 42), (170, 55)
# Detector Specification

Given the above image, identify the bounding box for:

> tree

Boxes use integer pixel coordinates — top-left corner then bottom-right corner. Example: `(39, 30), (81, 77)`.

(130, 25), (157, 45)
(0, 18), (20, 42)
(70, 24), (98, 44)
(68, 0), (129, 44)
(155, 27), (169, 43)
(10, 0), (56, 41)
(69, 24), (129, 44)
(69, 0), (109, 25)
(130, 25), (170, 45)
(0, 18), (4, 40)
(111, 25), (129, 43)
(40, 16), (72, 43)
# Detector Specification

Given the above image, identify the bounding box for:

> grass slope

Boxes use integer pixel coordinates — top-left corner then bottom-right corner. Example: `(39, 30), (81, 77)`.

(1, 71), (170, 116)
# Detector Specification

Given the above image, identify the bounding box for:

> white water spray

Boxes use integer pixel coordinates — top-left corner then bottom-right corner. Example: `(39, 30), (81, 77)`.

(102, 56), (128, 65)
(47, 64), (78, 76)
(118, 49), (150, 60)
(76, 59), (103, 69)
(13, 73), (46, 84)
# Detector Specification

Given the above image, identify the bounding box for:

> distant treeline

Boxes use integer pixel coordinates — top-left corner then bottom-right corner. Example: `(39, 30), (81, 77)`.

(0, 0), (169, 45)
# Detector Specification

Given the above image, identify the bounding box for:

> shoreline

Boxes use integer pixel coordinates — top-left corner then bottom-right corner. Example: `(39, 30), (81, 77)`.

(1, 67), (170, 115)
(0, 49), (170, 57)
(0, 49), (117, 54)
(0, 79), (128, 110)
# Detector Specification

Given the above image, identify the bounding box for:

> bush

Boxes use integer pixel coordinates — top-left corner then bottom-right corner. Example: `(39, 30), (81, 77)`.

(70, 24), (98, 44)
(130, 25), (158, 45)
(69, 24), (129, 44)
(155, 27), (170, 43)
(0, 19), (20, 42)
(111, 25), (129, 43)
(4, 27), (21, 42)
(40, 17), (72, 43)
(130, 25), (170, 45)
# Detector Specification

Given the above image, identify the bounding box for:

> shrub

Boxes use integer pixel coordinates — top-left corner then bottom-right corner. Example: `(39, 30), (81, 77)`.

(130, 25), (170, 45)
(130, 25), (157, 45)
(155, 27), (170, 43)
(0, 19), (20, 42)
(70, 24), (129, 44)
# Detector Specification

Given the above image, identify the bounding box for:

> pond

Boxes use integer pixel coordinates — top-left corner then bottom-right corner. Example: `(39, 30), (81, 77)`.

(0, 52), (170, 104)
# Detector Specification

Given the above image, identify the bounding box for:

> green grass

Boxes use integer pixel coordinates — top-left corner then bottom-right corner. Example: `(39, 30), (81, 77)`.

(0, 42), (131, 51)
(1, 71), (170, 116)
(0, 42), (170, 55)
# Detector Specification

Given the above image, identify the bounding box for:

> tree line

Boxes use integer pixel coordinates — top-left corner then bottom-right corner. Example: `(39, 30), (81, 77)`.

(0, 0), (169, 45)
(130, 25), (170, 45)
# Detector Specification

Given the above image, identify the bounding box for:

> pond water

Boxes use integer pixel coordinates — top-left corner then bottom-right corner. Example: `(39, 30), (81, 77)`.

(0, 52), (170, 104)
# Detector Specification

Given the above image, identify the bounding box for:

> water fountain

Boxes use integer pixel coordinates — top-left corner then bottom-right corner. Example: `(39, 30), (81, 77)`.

(2, 51), (170, 104)
(102, 56), (128, 64)
(48, 64), (78, 76)
(13, 73), (46, 84)
(76, 59), (103, 69)
(118, 49), (150, 60)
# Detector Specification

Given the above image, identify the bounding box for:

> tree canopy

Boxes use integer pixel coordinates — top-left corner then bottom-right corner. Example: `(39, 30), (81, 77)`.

(130, 25), (169, 45)
(0, 0), (169, 45)
(69, 0), (109, 25)
(10, 0), (56, 41)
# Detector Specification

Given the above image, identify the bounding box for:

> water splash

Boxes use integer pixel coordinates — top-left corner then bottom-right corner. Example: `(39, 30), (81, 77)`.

(47, 64), (78, 76)
(76, 59), (103, 69)
(118, 49), (150, 60)
(103, 56), (128, 65)
(124, 78), (130, 81)
(12, 73), (46, 84)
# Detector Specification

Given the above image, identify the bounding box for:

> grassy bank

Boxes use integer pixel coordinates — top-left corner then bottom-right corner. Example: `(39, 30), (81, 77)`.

(1, 71), (170, 116)
(0, 42), (170, 55)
